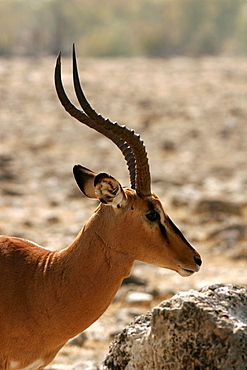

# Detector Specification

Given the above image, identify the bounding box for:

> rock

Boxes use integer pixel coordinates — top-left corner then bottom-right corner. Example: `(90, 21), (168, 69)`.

(125, 292), (154, 305)
(103, 284), (247, 370)
(110, 308), (144, 340)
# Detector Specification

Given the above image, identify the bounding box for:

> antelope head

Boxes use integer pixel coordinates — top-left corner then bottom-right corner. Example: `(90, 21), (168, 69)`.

(55, 45), (202, 277)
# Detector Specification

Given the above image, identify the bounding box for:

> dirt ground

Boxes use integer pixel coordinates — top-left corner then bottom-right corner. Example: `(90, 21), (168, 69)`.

(0, 55), (247, 368)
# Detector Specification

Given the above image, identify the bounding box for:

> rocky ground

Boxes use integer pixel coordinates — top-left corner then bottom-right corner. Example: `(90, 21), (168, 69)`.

(0, 56), (247, 368)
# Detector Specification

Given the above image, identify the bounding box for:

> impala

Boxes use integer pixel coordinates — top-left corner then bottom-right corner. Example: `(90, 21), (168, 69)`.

(0, 45), (201, 370)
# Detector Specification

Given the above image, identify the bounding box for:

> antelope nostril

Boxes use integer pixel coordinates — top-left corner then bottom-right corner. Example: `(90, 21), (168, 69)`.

(194, 255), (202, 266)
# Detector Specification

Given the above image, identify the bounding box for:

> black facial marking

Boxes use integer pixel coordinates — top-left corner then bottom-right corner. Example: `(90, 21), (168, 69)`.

(168, 217), (194, 250)
(159, 222), (169, 243)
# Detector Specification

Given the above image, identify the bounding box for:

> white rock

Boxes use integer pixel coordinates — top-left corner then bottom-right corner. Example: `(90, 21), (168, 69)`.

(125, 292), (153, 304)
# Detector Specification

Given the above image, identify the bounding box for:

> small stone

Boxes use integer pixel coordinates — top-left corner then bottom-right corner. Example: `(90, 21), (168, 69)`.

(125, 292), (154, 305)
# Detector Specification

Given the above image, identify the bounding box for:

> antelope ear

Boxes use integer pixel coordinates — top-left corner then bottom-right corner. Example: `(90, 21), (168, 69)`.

(73, 165), (126, 206)
(94, 173), (126, 207)
(73, 165), (97, 198)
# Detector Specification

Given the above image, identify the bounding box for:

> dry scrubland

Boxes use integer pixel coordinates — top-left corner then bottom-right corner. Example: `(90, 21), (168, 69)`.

(0, 56), (247, 367)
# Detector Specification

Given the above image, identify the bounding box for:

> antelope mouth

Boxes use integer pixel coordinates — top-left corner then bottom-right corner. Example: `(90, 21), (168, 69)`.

(178, 265), (199, 277)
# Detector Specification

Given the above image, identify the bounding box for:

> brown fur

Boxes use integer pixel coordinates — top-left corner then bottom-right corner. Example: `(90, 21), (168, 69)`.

(0, 185), (201, 369)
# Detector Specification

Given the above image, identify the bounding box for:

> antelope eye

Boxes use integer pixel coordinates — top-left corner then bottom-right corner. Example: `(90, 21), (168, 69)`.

(146, 211), (160, 222)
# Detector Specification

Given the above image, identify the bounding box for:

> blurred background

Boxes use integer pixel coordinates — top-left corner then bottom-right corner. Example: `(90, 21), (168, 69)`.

(0, 0), (247, 58)
(0, 0), (247, 368)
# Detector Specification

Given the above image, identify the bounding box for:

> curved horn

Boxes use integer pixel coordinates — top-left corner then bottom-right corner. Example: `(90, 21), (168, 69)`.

(55, 52), (136, 190)
(72, 45), (136, 189)
(54, 49), (151, 196)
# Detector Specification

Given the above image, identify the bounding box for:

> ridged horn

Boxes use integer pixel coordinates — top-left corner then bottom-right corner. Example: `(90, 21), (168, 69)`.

(72, 45), (136, 189)
(54, 47), (151, 196)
